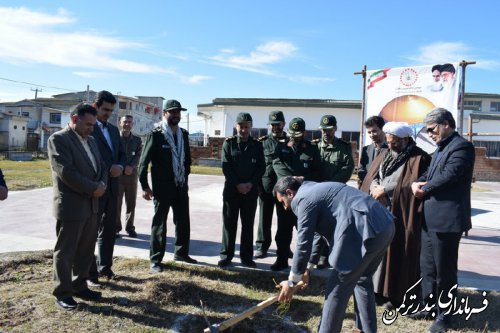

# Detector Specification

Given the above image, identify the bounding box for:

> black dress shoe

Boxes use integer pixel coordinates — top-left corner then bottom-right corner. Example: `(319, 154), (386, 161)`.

(115, 233), (121, 239)
(316, 257), (331, 270)
(174, 255), (198, 264)
(241, 260), (257, 268)
(127, 229), (137, 238)
(74, 288), (102, 301)
(428, 319), (449, 333)
(86, 278), (102, 288)
(254, 250), (267, 259)
(270, 260), (290, 271)
(99, 269), (117, 280)
(407, 310), (435, 320)
(218, 258), (232, 268)
(56, 297), (78, 310)
(150, 263), (163, 273)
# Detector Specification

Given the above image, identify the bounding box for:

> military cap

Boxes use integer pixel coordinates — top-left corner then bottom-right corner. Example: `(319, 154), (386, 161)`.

(288, 117), (306, 137)
(268, 110), (285, 125)
(164, 99), (187, 111)
(236, 112), (253, 123)
(319, 115), (337, 129)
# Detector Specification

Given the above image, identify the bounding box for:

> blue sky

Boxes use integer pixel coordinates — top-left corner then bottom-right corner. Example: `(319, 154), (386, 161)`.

(0, 1), (499, 132)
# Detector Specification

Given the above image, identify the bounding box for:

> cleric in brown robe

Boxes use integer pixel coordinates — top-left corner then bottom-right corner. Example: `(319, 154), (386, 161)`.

(360, 122), (431, 308)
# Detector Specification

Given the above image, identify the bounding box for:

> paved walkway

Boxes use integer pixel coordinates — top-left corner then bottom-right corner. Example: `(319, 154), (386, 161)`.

(1, 175), (499, 291)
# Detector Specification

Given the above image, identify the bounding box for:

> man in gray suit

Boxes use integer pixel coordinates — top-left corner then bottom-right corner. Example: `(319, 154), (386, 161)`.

(48, 103), (107, 310)
(274, 177), (394, 333)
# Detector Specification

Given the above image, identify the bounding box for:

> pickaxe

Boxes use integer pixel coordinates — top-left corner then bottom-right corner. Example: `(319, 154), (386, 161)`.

(203, 281), (304, 333)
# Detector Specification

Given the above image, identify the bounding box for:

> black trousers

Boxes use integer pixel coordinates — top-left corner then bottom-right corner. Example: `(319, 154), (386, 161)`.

(275, 202), (296, 263)
(89, 181), (119, 279)
(220, 191), (258, 262)
(255, 191), (275, 253)
(150, 188), (191, 264)
(420, 227), (462, 322)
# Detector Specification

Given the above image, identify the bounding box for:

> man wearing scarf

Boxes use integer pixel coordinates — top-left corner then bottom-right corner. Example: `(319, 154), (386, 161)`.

(138, 99), (197, 273)
(361, 122), (431, 310)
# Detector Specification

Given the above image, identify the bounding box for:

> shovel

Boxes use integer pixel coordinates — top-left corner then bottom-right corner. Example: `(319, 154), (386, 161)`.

(203, 281), (304, 333)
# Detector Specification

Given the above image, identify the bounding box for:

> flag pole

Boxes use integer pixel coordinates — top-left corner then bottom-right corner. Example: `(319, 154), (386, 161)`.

(354, 65), (367, 167)
(459, 60), (476, 139)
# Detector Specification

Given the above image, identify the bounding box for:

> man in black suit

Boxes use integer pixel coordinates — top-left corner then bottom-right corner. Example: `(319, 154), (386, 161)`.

(88, 91), (126, 284)
(411, 108), (475, 333)
(358, 115), (387, 186)
(0, 168), (7, 201)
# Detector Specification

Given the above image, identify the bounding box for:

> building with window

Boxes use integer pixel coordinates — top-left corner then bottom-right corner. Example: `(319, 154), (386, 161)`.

(198, 93), (500, 157)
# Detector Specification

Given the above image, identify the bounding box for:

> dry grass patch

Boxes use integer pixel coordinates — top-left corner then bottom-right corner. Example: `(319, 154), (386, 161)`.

(0, 251), (498, 333)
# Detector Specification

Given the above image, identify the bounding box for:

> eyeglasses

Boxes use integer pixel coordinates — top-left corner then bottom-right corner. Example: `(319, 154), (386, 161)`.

(426, 124), (440, 134)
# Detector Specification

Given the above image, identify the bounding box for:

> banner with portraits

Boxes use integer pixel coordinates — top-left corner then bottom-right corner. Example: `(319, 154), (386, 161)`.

(364, 63), (461, 152)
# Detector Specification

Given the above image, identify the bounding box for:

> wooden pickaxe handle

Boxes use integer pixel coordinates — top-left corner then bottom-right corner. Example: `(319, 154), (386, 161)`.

(204, 281), (304, 333)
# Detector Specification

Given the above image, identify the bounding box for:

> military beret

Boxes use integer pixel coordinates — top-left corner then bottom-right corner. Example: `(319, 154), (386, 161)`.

(318, 115), (337, 129)
(236, 112), (253, 123)
(268, 110), (285, 125)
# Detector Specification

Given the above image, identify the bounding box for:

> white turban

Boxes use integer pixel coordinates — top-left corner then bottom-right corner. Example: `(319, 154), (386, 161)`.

(383, 122), (413, 138)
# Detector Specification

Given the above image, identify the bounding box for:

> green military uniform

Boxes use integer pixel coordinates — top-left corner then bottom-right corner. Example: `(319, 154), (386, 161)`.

(271, 117), (321, 270)
(220, 113), (265, 266)
(255, 111), (289, 256)
(317, 137), (354, 183)
(138, 110), (192, 265)
(314, 115), (355, 268)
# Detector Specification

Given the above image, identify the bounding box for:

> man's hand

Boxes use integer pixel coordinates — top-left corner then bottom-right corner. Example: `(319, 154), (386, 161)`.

(236, 182), (252, 194)
(110, 164), (124, 177)
(124, 165), (134, 176)
(0, 186), (8, 201)
(92, 181), (107, 198)
(143, 188), (154, 200)
(412, 181), (427, 198)
(276, 280), (305, 303)
(370, 185), (386, 200)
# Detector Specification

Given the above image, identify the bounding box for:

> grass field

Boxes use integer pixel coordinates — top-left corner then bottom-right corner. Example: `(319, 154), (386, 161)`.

(0, 159), (222, 191)
(0, 251), (498, 333)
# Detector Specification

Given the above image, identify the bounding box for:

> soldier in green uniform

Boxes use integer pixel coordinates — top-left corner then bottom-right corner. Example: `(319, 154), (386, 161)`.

(271, 117), (321, 271)
(138, 100), (197, 273)
(313, 114), (355, 269)
(316, 115), (354, 183)
(254, 110), (288, 259)
(218, 112), (265, 268)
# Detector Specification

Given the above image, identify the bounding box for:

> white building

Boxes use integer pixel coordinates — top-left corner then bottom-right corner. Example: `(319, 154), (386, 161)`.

(198, 93), (500, 156)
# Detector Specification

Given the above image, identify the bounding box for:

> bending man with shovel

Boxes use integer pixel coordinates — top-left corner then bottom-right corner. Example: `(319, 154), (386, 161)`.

(275, 177), (395, 333)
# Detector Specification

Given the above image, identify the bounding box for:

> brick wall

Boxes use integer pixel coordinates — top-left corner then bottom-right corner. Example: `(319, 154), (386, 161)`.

(472, 147), (500, 181)
(190, 137), (225, 164)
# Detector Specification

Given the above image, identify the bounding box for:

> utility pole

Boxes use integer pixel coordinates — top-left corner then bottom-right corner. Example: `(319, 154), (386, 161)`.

(31, 88), (42, 99)
(86, 85), (90, 103)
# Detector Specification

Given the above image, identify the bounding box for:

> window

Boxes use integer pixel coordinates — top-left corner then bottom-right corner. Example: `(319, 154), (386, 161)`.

(50, 113), (61, 124)
(119, 101), (127, 110)
(341, 131), (360, 147)
(13, 125), (17, 129)
(463, 100), (482, 112)
(215, 130), (221, 136)
(490, 102), (500, 112)
(305, 130), (322, 142)
(21, 111), (30, 117)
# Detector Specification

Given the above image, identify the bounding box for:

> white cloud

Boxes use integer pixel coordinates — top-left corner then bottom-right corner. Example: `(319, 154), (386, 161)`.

(407, 42), (499, 70)
(72, 72), (107, 78)
(182, 75), (213, 84)
(208, 41), (298, 75)
(0, 7), (164, 74)
(289, 76), (336, 84)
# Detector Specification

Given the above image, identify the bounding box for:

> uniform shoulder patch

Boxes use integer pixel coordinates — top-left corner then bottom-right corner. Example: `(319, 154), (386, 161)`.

(225, 136), (235, 141)
(258, 135), (268, 142)
(152, 126), (162, 133)
(311, 138), (321, 144)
